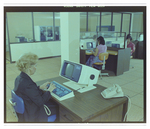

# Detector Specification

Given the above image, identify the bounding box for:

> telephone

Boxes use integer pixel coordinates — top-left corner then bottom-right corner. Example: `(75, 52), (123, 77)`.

(101, 84), (124, 99)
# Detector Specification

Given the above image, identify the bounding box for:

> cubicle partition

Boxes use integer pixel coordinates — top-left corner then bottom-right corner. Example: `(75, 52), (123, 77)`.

(106, 47), (131, 76)
(80, 31), (131, 76)
(80, 31), (126, 49)
(10, 41), (61, 62)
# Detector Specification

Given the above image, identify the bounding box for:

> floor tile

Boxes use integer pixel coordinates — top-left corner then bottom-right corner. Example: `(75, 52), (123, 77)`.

(6, 73), (19, 82)
(121, 87), (139, 98)
(103, 77), (130, 86)
(131, 94), (144, 108)
(6, 80), (15, 90)
(117, 73), (141, 82)
(126, 104), (144, 122)
(132, 78), (144, 86)
(121, 82), (143, 93)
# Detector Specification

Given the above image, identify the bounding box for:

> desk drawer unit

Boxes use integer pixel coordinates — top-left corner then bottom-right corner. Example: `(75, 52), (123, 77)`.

(59, 106), (81, 122)
(88, 104), (123, 122)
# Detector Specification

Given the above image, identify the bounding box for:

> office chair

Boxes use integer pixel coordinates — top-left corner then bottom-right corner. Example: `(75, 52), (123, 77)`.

(9, 90), (56, 122)
(130, 55), (134, 68)
(92, 52), (109, 79)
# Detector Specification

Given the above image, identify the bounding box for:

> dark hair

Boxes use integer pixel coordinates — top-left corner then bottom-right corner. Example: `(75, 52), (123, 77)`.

(97, 36), (105, 45)
(126, 34), (132, 40)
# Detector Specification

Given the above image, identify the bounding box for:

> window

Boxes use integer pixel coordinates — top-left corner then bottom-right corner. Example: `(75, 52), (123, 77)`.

(122, 13), (131, 36)
(113, 13), (121, 32)
(80, 12), (87, 32)
(54, 12), (60, 40)
(88, 12), (100, 32)
(7, 12), (33, 43)
(131, 12), (143, 40)
(33, 12), (54, 41)
(101, 12), (112, 31)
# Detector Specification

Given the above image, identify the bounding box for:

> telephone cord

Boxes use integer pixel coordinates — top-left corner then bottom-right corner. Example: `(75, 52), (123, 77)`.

(44, 104), (51, 116)
(123, 95), (131, 122)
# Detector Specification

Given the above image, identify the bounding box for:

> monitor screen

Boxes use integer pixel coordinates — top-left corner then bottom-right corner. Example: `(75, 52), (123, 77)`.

(60, 61), (82, 82)
(65, 64), (74, 79)
(106, 41), (112, 47)
(86, 42), (93, 49)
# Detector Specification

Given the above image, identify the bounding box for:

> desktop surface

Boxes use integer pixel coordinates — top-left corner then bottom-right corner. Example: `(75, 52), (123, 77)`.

(85, 49), (118, 56)
(36, 76), (128, 122)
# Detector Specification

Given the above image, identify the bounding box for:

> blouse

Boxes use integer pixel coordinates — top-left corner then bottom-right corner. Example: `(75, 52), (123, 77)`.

(96, 44), (107, 56)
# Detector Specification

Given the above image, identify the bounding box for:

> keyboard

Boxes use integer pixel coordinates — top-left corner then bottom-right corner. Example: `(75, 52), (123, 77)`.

(50, 81), (74, 101)
(86, 50), (91, 52)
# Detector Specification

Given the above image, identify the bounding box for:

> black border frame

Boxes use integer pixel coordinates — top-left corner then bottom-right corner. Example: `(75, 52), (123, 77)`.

(4, 6), (146, 123)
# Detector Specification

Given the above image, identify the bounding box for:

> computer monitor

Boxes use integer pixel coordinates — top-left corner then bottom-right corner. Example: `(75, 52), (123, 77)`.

(86, 42), (94, 49)
(106, 41), (112, 47)
(80, 40), (96, 49)
(59, 60), (100, 93)
(80, 40), (87, 49)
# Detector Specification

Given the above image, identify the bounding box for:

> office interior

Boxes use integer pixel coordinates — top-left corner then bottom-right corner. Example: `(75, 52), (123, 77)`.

(5, 7), (145, 123)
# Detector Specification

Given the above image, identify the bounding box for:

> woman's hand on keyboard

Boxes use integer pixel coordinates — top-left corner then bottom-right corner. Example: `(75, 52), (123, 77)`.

(48, 83), (56, 93)
(40, 81), (50, 90)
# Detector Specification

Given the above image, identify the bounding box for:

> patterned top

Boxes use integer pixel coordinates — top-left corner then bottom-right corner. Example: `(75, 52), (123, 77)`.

(127, 42), (135, 55)
(96, 44), (107, 56)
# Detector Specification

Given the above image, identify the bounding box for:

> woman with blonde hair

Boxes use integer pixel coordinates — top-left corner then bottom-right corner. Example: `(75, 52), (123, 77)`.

(14, 52), (58, 122)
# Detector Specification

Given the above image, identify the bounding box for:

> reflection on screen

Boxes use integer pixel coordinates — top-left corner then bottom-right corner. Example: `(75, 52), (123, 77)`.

(65, 64), (74, 78)
(87, 42), (93, 49)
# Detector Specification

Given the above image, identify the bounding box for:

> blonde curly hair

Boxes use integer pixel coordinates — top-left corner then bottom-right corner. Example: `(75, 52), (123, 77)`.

(16, 52), (38, 72)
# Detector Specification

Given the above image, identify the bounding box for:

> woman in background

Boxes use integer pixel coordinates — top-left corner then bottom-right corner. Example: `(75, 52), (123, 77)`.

(86, 36), (107, 67)
(14, 52), (58, 122)
(126, 34), (135, 56)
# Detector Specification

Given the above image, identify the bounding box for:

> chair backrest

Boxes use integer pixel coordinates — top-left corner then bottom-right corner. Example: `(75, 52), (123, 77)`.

(9, 91), (56, 122)
(98, 52), (109, 61)
(10, 90), (25, 114)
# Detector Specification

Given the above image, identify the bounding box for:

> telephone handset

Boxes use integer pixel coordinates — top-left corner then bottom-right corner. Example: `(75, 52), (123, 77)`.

(101, 84), (124, 99)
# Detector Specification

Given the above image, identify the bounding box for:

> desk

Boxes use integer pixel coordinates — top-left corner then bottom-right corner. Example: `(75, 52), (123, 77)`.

(85, 50), (118, 56)
(107, 50), (118, 55)
(36, 77), (128, 122)
(80, 48), (130, 76)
